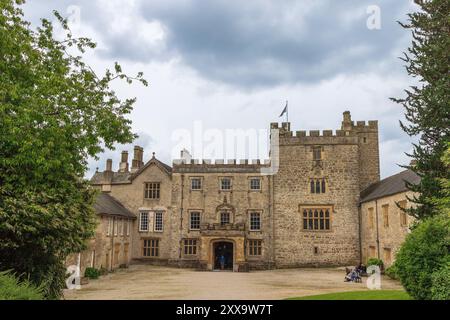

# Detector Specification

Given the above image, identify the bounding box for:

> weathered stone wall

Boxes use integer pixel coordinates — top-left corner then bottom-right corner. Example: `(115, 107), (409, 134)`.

(354, 121), (380, 191)
(65, 215), (133, 275)
(272, 128), (362, 267)
(108, 163), (174, 262)
(89, 112), (381, 270)
(170, 167), (273, 269)
(360, 191), (416, 267)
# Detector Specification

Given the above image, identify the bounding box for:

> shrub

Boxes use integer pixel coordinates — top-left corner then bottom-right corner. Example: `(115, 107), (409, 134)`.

(0, 270), (44, 300)
(385, 265), (399, 280)
(84, 267), (100, 279)
(367, 258), (384, 268)
(431, 266), (450, 300)
(394, 215), (449, 300)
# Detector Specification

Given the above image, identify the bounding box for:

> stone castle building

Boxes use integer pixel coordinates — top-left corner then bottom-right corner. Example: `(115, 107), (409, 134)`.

(71, 111), (417, 274)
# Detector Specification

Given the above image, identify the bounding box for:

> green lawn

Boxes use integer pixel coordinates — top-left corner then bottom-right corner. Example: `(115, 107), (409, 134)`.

(288, 290), (411, 300)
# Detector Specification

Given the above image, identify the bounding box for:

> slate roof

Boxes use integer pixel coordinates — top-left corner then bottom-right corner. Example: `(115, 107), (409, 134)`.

(360, 169), (420, 203)
(93, 193), (136, 219)
(90, 171), (132, 185)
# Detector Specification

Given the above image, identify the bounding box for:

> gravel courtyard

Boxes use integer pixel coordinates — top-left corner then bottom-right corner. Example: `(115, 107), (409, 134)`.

(63, 265), (403, 300)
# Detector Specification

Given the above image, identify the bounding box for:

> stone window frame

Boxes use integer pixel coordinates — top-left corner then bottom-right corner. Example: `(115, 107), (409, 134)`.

(118, 218), (123, 236)
(382, 204), (389, 228)
(248, 239), (263, 256)
(369, 245), (377, 259)
(248, 177), (262, 191)
(248, 210), (262, 231)
(219, 176), (233, 191)
(154, 211), (164, 232)
(122, 219), (127, 236)
(397, 200), (408, 227)
(144, 181), (161, 200)
(113, 218), (118, 236)
(188, 210), (202, 231)
(183, 238), (198, 256)
(312, 146), (323, 161)
(299, 204), (334, 232)
(216, 203), (235, 225)
(367, 207), (375, 229)
(220, 211), (231, 225)
(142, 238), (159, 257)
(106, 216), (112, 236)
(309, 178), (327, 194)
(139, 211), (149, 232)
(113, 242), (120, 265)
(383, 247), (392, 265)
(190, 177), (203, 191)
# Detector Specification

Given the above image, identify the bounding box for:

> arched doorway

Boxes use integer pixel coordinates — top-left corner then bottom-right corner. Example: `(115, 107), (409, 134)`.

(213, 241), (234, 270)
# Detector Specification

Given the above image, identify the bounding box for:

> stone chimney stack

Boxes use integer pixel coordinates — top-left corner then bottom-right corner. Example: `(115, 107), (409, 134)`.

(106, 158), (112, 171)
(119, 151), (129, 173)
(131, 146), (144, 173)
(341, 111), (353, 131)
(103, 158), (113, 185)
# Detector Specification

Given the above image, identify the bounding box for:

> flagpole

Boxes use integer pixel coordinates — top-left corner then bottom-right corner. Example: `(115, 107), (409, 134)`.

(286, 100), (289, 122)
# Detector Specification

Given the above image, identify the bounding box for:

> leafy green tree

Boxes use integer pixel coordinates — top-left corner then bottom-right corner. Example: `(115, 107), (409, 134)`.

(0, 0), (147, 298)
(433, 143), (450, 215)
(391, 0), (450, 220)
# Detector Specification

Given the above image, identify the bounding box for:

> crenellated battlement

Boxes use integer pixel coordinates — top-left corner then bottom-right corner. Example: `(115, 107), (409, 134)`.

(173, 158), (270, 166)
(270, 111), (377, 143)
(172, 158), (271, 173)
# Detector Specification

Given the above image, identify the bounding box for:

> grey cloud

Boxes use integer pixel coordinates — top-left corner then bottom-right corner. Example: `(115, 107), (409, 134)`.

(86, 131), (154, 177)
(23, 0), (414, 89)
(129, 0), (412, 88)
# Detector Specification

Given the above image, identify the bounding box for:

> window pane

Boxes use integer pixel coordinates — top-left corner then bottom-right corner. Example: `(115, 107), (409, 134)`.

(250, 212), (261, 230)
(302, 208), (332, 231)
(221, 178), (231, 190)
(191, 178), (202, 190)
(190, 212), (201, 230)
(154, 211), (163, 231)
(220, 211), (230, 225)
(140, 212), (149, 231)
(249, 240), (262, 256)
(250, 178), (261, 190)
(145, 182), (161, 199)
(313, 147), (322, 160)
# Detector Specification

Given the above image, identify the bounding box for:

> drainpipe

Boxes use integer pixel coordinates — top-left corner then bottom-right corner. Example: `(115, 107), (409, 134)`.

(358, 203), (362, 264)
(270, 175), (275, 269)
(179, 174), (185, 259)
(375, 199), (380, 259)
(110, 216), (115, 271)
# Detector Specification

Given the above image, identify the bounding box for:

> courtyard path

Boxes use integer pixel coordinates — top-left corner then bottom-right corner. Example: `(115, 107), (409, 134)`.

(63, 265), (404, 300)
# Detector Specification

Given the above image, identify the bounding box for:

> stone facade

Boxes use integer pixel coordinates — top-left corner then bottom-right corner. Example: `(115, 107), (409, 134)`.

(360, 192), (415, 267)
(66, 214), (134, 275)
(88, 111), (396, 271)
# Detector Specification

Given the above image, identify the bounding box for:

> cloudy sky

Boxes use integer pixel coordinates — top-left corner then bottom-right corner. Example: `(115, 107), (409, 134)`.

(22, 0), (419, 179)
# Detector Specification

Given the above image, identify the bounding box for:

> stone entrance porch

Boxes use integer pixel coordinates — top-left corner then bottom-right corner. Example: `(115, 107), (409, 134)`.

(199, 223), (247, 271)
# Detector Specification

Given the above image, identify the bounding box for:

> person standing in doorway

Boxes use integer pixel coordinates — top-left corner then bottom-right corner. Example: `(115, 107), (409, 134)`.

(219, 254), (225, 270)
